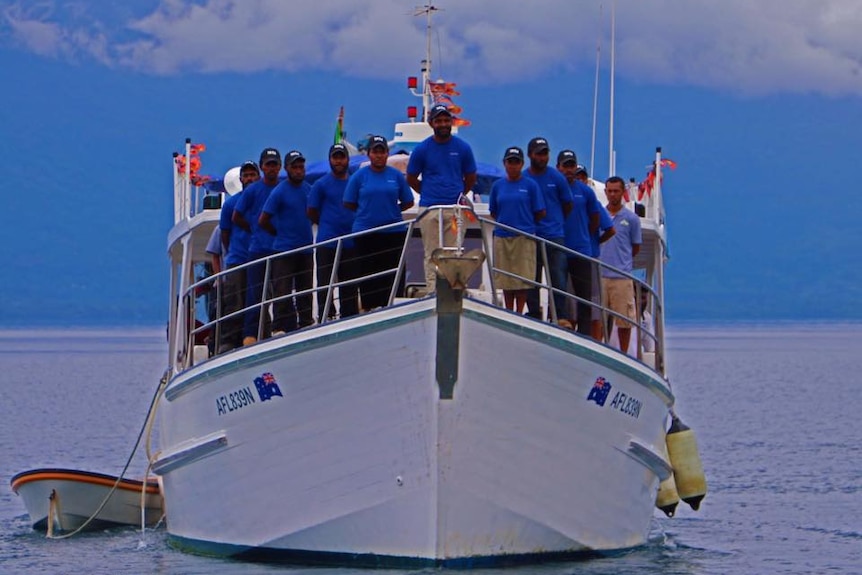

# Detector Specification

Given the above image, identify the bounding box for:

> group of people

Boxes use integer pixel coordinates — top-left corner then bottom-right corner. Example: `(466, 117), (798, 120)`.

(205, 103), (476, 353)
(203, 103), (643, 356)
(487, 137), (643, 351)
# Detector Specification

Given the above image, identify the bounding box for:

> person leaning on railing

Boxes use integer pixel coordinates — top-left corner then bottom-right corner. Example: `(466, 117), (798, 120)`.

(488, 146), (546, 314)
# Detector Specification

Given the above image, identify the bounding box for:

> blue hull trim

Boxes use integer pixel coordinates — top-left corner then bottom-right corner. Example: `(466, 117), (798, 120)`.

(167, 534), (607, 569)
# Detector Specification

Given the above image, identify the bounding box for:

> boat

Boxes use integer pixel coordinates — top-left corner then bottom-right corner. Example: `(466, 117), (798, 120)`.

(153, 6), (704, 567)
(10, 468), (163, 533)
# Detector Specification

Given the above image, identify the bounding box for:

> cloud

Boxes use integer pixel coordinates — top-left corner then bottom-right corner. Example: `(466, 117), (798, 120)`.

(3, 0), (862, 96)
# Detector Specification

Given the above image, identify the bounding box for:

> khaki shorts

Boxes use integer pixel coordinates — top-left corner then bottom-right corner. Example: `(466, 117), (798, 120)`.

(602, 277), (636, 327)
(494, 236), (535, 290)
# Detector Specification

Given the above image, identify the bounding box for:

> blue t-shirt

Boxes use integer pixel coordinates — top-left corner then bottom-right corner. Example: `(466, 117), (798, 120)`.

(262, 180), (313, 253)
(488, 176), (545, 238)
(344, 166), (414, 233)
(220, 192), (251, 266)
(407, 136), (477, 207)
(591, 205), (614, 258)
(234, 180), (279, 255)
(564, 180), (600, 256)
(522, 167), (572, 240)
(600, 207), (642, 278)
(308, 173), (355, 248)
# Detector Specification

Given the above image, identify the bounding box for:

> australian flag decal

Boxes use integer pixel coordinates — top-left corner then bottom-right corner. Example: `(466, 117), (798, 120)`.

(587, 377), (612, 406)
(254, 372), (283, 401)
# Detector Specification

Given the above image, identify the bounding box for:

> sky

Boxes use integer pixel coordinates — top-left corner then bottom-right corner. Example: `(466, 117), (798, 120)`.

(1, 0), (861, 326)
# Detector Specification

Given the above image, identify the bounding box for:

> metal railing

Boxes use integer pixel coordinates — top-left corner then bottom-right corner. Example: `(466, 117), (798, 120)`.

(175, 205), (664, 376)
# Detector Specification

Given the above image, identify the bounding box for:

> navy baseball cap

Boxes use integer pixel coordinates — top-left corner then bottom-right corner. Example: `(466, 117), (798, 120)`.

(285, 150), (305, 166)
(329, 143), (349, 157)
(575, 164), (588, 176)
(368, 135), (389, 150)
(557, 149), (577, 165)
(259, 147), (281, 165)
(240, 160), (259, 172)
(503, 146), (524, 162)
(428, 104), (453, 120)
(528, 137), (550, 154)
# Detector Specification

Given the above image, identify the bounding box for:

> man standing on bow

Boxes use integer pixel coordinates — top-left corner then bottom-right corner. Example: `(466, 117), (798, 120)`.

(406, 104), (477, 293)
(523, 137), (573, 326)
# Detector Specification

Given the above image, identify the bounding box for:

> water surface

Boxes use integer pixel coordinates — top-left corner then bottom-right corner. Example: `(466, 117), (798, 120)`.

(1, 324), (859, 574)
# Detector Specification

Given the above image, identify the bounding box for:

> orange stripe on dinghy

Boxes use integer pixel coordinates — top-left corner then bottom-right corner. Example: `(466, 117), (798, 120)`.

(10, 470), (160, 495)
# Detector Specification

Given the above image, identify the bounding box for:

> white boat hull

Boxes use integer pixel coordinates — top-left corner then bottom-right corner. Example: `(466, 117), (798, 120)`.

(11, 469), (163, 532)
(154, 296), (673, 566)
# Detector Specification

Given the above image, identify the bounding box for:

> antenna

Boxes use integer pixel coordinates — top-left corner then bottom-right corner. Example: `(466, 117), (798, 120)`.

(412, 4), (441, 121)
(589, 3), (603, 178)
(608, 0), (616, 176)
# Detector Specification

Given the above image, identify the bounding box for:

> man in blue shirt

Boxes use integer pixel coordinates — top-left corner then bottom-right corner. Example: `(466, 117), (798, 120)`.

(308, 143), (359, 321)
(573, 164), (616, 340)
(600, 176), (642, 353)
(233, 147), (281, 345)
(523, 137), (573, 325)
(557, 150), (602, 337)
(344, 136), (415, 310)
(489, 146), (545, 313)
(211, 160), (260, 353)
(406, 104), (477, 293)
(260, 150), (314, 333)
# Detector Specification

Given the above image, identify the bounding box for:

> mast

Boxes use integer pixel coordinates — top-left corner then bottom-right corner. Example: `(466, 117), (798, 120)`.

(413, 4), (439, 121)
(590, 3), (602, 178)
(653, 146), (666, 374)
(608, 0), (616, 176)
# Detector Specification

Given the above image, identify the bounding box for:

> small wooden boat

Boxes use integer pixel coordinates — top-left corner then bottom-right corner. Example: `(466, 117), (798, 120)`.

(11, 468), (163, 533)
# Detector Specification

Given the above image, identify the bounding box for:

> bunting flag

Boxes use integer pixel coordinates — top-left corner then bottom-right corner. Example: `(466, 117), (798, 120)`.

(175, 142), (212, 186)
(434, 97), (463, 115)
(637, 158), (677, 201)
(430, 81), (470, 127)
(430, 81), (460, 97)
(334, 106), (344, 144)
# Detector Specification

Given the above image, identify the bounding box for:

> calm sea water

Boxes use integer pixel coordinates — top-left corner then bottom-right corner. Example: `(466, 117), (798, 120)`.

(1, 324), (859, 575)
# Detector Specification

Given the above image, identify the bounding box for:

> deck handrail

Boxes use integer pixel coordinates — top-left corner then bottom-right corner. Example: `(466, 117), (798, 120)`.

(177, 205), (664, 376)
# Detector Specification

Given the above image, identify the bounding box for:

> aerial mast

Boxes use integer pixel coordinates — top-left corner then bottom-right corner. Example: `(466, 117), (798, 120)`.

(590, 3), (603, 178)
(412, 4), (439, 121)
(608, 0), (616, 176)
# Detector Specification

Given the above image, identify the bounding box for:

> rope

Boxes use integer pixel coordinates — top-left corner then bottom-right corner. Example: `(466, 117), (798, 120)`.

(141, 368), (170, 535)
(47, 368), (170, 539)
